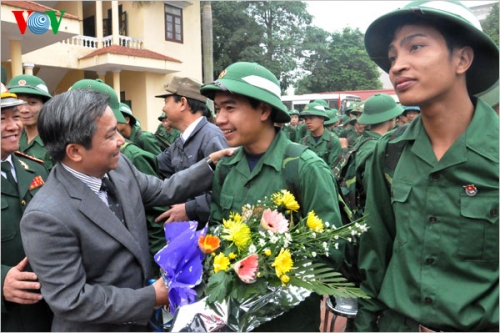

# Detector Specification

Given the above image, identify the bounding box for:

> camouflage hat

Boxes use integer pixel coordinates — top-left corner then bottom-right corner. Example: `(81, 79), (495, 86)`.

(1, 83), (27, 109)
(201, 62), (290, 123)
(358, 94), (404, 125)
(301, 102), (330, 120)
(155, 76), (207, 103)
(364, 0), (499, 95)
(7, 74), (52, 101)
(158, 111), (166, 121)
(324, 108), (340, 126)
(70, 79), (126, 124)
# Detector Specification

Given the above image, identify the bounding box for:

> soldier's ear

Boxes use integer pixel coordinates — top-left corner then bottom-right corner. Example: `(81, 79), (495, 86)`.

(455, 46), (473, 75)
(259, 103), (273, 122)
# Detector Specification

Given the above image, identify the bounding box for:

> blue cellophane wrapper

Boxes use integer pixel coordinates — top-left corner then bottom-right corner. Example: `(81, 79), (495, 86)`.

(154, 221), (207, 315)
(170, 286), (311, 332)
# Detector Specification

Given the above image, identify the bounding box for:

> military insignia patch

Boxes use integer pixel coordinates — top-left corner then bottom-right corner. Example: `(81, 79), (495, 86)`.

(29, 175), (44, 190)
(18, 160), (29, 170)
(218, 70), (227, 79)
(463, 184), (477, 197)
(18, 79), (27, 86)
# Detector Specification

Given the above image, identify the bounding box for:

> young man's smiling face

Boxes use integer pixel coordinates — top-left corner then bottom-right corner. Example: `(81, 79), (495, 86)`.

(214, 91), (271, 151)
(388, 24), (471, 108)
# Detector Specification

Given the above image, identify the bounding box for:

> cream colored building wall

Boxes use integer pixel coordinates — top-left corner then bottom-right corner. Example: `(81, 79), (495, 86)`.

(56, 70), (85, 94)
(53, 1), (84, 33)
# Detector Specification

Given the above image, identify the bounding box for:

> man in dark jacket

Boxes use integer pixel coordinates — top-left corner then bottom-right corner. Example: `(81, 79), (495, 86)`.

(156, 76), (227, 226)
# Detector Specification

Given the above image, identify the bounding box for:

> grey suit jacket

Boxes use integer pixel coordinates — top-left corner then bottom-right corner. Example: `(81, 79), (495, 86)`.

(20, 154), (213, 331)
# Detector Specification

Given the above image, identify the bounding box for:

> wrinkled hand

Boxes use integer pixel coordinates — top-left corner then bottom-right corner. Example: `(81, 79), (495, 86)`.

(339, 138), (349, 149)
(155, 203), (189, 224)
(209, 147), (238, 165)
(3, 257), (43, 304)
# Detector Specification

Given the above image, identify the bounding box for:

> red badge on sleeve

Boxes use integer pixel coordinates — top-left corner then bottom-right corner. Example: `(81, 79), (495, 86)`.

(29, 176), (44, 190)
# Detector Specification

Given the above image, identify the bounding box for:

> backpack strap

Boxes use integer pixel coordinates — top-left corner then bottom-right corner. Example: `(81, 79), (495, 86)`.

(383, 125), (408, 187)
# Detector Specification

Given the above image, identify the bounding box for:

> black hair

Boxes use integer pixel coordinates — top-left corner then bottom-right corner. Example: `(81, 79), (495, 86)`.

(172, 95), (207, 115)
(38, 89), (109, 163)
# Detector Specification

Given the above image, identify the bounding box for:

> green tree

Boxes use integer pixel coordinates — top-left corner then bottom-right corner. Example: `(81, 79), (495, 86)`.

(482, 3), (499, 46)
(211, 1), (312, 93)
(295, 27), (382, 94)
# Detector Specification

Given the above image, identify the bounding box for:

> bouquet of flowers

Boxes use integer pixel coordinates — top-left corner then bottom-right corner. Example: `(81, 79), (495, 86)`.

(155, 189), (368, 331)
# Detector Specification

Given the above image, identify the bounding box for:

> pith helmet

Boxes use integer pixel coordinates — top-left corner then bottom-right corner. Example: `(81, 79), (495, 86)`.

(402, 105), (421, 116)
(7, 74), (52, 101)
(301, 102), (330, 120)
(200, 62), (290, 123)
(364, 0), (499, 95)
(119, 103), (137, 126)
(289, 109), (300, 116)
(476, 80), (499, 108)
(313, 99), (329, 109)
(324, 108), (340, 126)
(1, 83), (27, 108)
(70, 79), (126, 124)
(358, 94), (404, 125)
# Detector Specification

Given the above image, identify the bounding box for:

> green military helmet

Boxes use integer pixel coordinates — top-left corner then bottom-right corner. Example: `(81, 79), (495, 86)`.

(402, 105), (420, 116)
(200, 62), (290, 123)
(158, 111), (166, 121)
(313, 99), (329, 109)
(301, 101), (330, 120)
(289, 109), (300, 116)
(358, 93), (404, 125)
(364, 0), (499, 96)
(340, 114), (351, 125)
(7, 74), (52, 101)
(119, 102), (137, 126)
(475, 80), (499, 109)
(71, 79), (126, 124)
(324, 108), (340, 126)
(1, 65), (7, 85)
(349, 101), (364, 117)
(1, 83), (27, 108)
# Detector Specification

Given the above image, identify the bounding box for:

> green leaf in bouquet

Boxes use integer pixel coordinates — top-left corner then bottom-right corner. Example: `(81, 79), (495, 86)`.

(206, 271), (232, 305)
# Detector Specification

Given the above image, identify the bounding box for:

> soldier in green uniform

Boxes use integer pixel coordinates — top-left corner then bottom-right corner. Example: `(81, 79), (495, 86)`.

(201, 62), (344, 332)
(71, 79), (165, 277)
(340, 103), (365, 148)
(1, 84), (52, 331)
(155, 112), (181, 151)
(118, 103), (162, 156)
(401, 105), (420, 123)
(7, 75), (53, 170)
(281, 109), (299, 142)
(354, 94), (403, 199)
(300, 101), (342, 173)
(356, 1), (499, 331)
(324, 108), (340, 134)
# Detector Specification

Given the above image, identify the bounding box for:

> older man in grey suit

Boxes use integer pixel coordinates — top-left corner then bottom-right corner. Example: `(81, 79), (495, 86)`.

(20, 89), (230, 331)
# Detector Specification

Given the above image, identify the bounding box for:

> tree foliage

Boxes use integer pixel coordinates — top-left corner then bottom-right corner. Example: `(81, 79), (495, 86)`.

(482, 3), (499, 46)
(211, 1), (311, 93)
(295, 27), (382, 94)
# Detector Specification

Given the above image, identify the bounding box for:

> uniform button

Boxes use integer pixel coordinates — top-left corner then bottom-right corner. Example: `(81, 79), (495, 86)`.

(490, 208), (498, 217)
(245, 184), (250, 189)
(424, 297), (433, 304)
(429, 217), (437, 223)
(431, 174), (439, 181)
(426, 258), (434, 264)
(21, 200), (26, 206)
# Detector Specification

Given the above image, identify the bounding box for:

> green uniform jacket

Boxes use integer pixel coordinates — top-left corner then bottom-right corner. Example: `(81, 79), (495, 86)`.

(18, 131), (53, 171)
(282, 124), (297, 142)
(155, 125), (181, 146)
(300, 129), (342, 173)
(120, 141), (165, 278)
(211, 130), (344, 332)
(353, 130), (381, 191)
(129, 125), (162, 156)
(356, 99), (499, 331)
(340, 127), (361, 148)
(1, 152), (52, 331)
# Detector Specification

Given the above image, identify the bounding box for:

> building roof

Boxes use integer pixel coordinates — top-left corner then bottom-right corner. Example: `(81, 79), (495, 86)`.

(80, 45), (182, 63)
(2, 1), (79, 20)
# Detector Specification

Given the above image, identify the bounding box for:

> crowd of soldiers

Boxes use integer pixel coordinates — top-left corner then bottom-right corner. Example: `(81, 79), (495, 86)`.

(1, 0), (498, 332)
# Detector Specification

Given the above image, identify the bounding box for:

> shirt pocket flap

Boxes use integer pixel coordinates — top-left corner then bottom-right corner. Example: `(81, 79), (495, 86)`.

(460, 195), (498, 224)
(391, 181), (412, 204)
(220, 191), (234, 211)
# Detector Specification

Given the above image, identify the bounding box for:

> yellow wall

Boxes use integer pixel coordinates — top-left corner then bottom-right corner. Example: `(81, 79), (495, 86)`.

(56, 70), (85, 95)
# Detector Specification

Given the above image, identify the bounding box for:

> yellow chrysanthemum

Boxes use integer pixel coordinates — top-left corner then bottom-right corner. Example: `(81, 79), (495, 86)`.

(272, 248), (294, 277)
(228, 252), (237, 259)
(213, 253), (230, 273)
(264, 249), (272, 257)
(229, 211), (243, 223)
(306, 211), (324, 232)
(280, 274), (290, 284)
(222, 217), (252, 251)
(272, 190), (300, 212)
